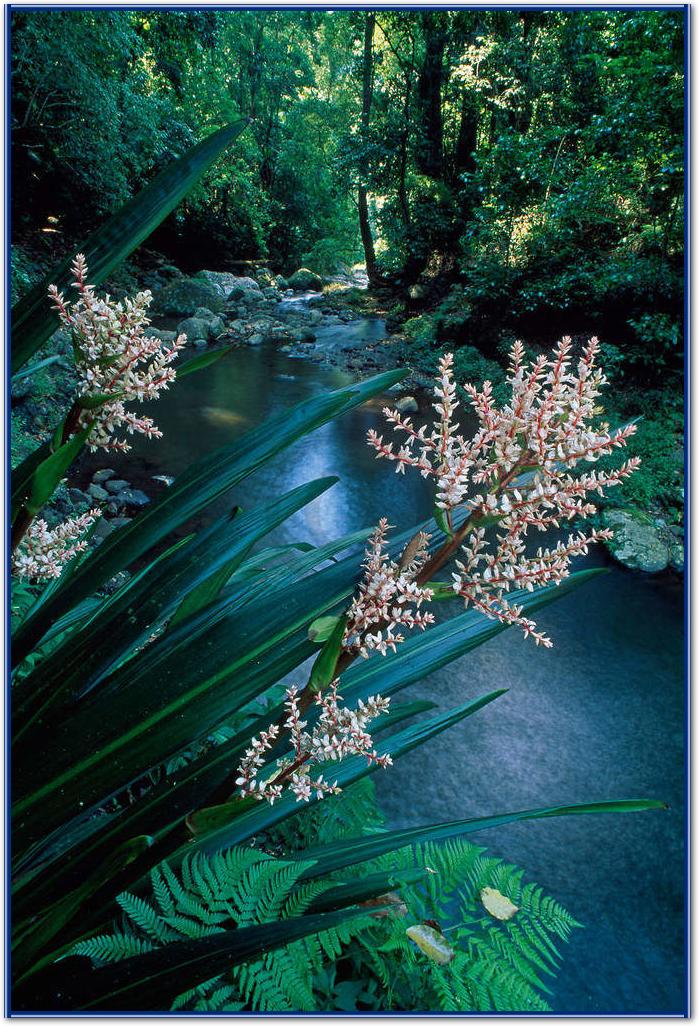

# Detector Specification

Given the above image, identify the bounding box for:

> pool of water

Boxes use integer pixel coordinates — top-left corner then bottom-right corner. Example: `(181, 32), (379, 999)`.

(83, 322), (686, 1014)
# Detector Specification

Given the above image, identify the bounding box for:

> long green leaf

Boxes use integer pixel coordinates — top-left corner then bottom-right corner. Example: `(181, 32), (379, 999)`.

(12, 368), (405, 664)
(15, 477), (338, 733)
(11, 515), (437, 849)
(188, 690), (507, 858)
(11, 121), (250, 373)
(176, 345), (234, 379)
(15, 907), (371, 1012)
(11, 532), (376, 897)
(11, 427), (91, 522)
(292, 799), (667, 880)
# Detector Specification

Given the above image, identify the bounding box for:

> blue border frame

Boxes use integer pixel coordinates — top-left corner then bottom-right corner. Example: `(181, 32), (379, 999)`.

(5, 4), (691, 1017)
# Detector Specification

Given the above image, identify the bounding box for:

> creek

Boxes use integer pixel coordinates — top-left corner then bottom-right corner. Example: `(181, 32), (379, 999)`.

(85, 301), (685, 1014)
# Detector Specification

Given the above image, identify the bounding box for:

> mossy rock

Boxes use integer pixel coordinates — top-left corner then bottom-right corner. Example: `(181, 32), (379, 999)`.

(601, 509), (670, 573)
(288, 267), (323, 291)
(195, 271), (260, 297)
(151, 277), (225, 317)
(176, 316), (212, 345)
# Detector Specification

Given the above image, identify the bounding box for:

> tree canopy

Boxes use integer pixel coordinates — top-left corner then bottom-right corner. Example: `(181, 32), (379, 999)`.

(11, 8), (684, 359)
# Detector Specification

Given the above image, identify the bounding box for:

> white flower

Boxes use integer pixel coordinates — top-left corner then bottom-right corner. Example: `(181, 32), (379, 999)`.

(368, 339), (640, 646)
(343, 519), (435, 658)
(48, 254), (186, 452)
(236, 682), (389, 806)
(12, 509), (101, 581)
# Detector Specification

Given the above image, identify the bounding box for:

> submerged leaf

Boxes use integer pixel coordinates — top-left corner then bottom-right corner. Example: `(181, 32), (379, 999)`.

(480, 886), (519, 921)
(406, 923), (455, 964)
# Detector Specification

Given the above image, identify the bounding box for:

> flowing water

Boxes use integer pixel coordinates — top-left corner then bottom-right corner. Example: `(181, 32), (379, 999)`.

(88, 309), (686, 1014)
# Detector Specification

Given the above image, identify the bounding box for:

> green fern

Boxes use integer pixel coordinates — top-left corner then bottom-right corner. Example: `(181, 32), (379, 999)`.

(331, 834), (581, 1013)
(70, 845), (373, 1012)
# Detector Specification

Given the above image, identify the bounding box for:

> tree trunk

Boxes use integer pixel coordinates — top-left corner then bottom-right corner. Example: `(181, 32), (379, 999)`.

(358, 12), (380, 285)
(416, 12), (447, 178)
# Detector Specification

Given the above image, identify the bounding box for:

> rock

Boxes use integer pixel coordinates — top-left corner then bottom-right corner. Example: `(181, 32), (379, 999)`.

(88, 483), (109, 501)
(194, 306), (217, 322)
(113, 488), (150, 509)
(226, 319), (248, 337)
(111, 516), (133, 529)
(408, 283), (429, 301)
(193, 338), (208, 349)
(148, 328), (177, 343)
(307, 309), (323, 326)
(601, 509), (670, 573)
(297, 330), (316, 344)
(93, 518), (116, 541)
(68, 487), (90, 505)
(255, 267), (276, 287)
(247, 334), (265, 346)
(91, 468), (116, 483)
(207, 315), (226, 338)
(104, 479), (130, 494)
(262, 287), (281, 301)
(274, 275), (288, 290)
(194, 270), (261, 299)
(338, 309), (355, 322)
(176, 317), (211, 345)
(669, 541), (685, 573)
(288, 267), (323, 291)
(239, 290), (265, 306)
(394, 396), (419, 413)
(150, 277), (225, 317)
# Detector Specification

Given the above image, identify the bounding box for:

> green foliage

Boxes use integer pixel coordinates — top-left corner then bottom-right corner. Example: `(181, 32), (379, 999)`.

(71, 782), (581, 1014)
(10, 11), (676, 1005)
(10, 341), (653, 1010)
(360, 839), (580, 1012)
(71, 847), (375, 1012)
(272, 782), (581, 1013)
(597, 386), (684, 520)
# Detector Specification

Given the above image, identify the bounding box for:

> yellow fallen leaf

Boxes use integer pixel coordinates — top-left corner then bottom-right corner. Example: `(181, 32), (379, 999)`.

(406, 924), (455, 964)
(480, 886), (519, 921)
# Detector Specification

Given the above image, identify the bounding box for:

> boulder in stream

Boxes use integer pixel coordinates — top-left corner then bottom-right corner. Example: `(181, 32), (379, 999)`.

(601, 509), (671, 573)
(194, 270), (261, 299)
(177, 316), (212, 346)
(288, 267), (323, 291)
(151, 277), (225, 317)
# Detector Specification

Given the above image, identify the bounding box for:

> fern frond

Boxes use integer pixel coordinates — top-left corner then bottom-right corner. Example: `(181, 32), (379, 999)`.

(69, 932), (154, 965)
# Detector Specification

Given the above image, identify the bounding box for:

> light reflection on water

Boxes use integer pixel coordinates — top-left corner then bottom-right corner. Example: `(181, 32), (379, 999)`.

(82, 328), (686, 1014)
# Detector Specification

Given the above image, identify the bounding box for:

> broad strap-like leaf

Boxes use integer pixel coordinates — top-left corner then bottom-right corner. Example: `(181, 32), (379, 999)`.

(11, 368), (405, 664)
(187, 690), (508, 858)
(11, 121), (250, 373)
(11, 427), (91, 522)
(292, 799), (668, 880)
(14, 477), (338, 733)
(175, 345), (234, 379)
(14, 907), (371, 1012)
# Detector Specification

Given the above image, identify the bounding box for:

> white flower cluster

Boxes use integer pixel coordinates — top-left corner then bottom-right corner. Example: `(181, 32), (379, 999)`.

(368, 339), (640, 646)
(236, 683), (391, 805)
(12, 508), (101, 581)
(342, 518), (435, 658)
(49, 254), (186, 452)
